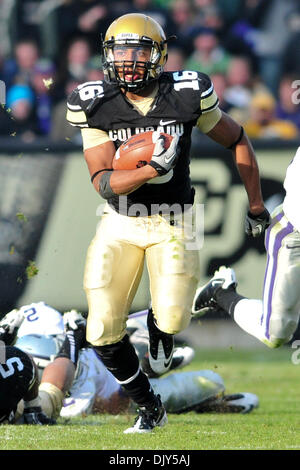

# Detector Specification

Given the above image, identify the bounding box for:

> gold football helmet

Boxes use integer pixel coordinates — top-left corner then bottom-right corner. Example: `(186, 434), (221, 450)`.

(102, 13), (168, 91)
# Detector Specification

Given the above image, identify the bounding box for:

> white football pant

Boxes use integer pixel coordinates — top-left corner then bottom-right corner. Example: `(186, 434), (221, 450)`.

(84, 203), (200, 346)
(234, 204), (300, 348)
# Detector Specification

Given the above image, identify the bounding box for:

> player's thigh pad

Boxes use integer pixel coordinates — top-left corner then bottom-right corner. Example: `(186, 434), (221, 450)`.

(146, 210), (200, 334)
(84, 213), (145, 346)
(262, 215), (300, 346)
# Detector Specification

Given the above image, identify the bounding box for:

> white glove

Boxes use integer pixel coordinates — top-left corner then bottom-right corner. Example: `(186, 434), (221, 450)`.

(149, 133), (179, 176)
(0, 309), (25, 334)
(63, 310), (86, 331)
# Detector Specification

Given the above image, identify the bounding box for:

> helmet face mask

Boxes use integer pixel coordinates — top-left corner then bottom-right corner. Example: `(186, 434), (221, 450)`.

(102, 14), (167, 92)
(15, 334), (64, 381)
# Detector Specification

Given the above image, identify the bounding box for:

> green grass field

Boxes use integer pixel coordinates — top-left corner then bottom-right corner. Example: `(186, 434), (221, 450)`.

(1, 347), (299, 451)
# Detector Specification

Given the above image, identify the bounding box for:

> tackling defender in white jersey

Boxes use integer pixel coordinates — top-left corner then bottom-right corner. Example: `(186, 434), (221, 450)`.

(0, 302), (258, 422)
(193, 147), (300, 348)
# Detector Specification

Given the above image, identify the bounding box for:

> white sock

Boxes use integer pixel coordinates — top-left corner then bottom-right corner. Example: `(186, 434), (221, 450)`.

(233, 298), (266, 342)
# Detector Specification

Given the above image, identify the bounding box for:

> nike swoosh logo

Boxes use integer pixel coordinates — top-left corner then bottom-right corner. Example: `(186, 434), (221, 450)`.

(159, 119), (176, 126)
(164, 356), (173, 368)
(164, 153), (174, 164)
(255, 224), (262, 235)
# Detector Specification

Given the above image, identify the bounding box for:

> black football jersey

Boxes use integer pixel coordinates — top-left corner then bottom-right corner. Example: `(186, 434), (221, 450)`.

(67, 71), (219, 214)
(0, 346), (35, 424)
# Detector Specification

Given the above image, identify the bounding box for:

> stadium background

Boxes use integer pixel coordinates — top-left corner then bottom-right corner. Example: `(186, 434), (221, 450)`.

(1, 0), (300, 347)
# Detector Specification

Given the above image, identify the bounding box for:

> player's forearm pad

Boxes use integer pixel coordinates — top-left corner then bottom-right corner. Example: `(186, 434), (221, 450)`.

(99, 170), (115, 199)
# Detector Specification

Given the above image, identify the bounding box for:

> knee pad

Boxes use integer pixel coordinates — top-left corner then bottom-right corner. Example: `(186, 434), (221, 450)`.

(155, 305), (191, 335)
(85, 292), (126, 346)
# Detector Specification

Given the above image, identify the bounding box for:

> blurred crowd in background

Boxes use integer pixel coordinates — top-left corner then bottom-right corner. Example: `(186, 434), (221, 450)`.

(1, 0), (300, 143)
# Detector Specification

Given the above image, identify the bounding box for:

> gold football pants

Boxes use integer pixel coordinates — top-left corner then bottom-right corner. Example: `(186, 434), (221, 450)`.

(85, 204), (200, 346)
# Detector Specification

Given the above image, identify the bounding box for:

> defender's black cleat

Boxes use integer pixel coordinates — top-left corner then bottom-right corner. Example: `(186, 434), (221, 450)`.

(192, 266), (237, 317)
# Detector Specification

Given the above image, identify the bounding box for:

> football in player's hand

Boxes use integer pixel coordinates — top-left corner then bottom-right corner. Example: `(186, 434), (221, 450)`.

(112, 131), (173, 170)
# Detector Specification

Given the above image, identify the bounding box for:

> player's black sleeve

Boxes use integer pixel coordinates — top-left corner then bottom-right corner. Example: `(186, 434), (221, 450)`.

(197, 72), (219, 115)
(0, 346), (36, 424)
(66, 80), (105, 129)
(66, 88), (89, 129)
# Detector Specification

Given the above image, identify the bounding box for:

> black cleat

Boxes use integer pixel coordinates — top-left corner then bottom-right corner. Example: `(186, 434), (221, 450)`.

(147, 309), (174, 375)
(23, 407), (56, 425)
(192, 266), (237, 317)
(124, 394), (167, 434)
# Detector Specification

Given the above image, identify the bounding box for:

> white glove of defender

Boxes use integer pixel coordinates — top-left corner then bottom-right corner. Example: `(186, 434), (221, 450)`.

(63, 310), (86, 332)
(0, 309), (25, 334)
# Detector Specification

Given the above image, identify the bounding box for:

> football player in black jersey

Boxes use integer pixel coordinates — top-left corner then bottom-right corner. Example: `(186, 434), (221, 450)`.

(0, 320), (55, 425)
(66, 13), (270, 433)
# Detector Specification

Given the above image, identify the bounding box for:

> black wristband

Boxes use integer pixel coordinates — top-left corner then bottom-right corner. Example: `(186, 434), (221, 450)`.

(247, 208), (269, 220)
(148, 161), (167, 176)
(91, 169), (113, 183)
